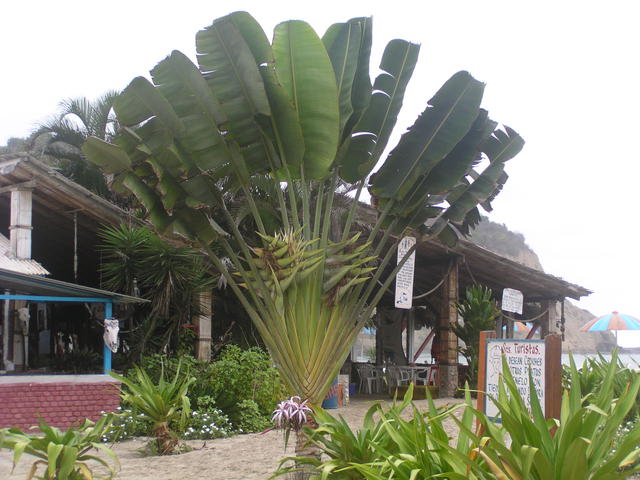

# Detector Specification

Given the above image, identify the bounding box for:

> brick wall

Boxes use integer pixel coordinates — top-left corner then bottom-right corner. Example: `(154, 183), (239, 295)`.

(0, 379), (121, 430)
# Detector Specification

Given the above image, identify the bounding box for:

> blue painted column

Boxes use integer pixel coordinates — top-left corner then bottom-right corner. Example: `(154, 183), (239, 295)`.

(103, 302), (113, 373)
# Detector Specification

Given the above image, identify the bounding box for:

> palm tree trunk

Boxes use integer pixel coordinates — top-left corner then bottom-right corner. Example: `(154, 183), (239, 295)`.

(152, 421), (178, 455)
(289, 420), (321, 480)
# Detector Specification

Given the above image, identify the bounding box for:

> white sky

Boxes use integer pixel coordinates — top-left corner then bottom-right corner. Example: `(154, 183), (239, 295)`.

(2, 1), (640, 345)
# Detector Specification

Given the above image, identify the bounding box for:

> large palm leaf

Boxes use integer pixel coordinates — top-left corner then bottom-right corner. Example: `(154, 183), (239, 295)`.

(84, 12), (524, 405)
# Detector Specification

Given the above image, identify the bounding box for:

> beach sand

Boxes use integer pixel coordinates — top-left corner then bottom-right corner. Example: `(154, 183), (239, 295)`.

(0, 396), (462, 480)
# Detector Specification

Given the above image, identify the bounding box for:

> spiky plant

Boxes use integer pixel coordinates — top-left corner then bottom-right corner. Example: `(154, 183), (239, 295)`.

(109, 362), (194, 455)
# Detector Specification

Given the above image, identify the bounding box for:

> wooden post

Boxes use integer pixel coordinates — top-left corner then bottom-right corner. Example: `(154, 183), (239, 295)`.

(506, 314), (514, 339)
(406, 309), (415, 364)
(476, 330), (496, 415)
(375, 310), (384, 365)
(544, 333), (562, 420)
(438, 258), (459, 397)
(495, 313), (503, 339)
(194, 290), (212, 361)
(540, 300), (558, 338)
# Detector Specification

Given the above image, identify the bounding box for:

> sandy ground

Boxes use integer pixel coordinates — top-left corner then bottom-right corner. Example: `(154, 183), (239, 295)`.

(0, 395), (462, 480)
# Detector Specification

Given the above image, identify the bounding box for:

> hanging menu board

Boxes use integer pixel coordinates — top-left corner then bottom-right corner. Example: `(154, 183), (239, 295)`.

(484, 339), (545, 418)
(395, 236), (416, 310)
(502, 288), (524, 314)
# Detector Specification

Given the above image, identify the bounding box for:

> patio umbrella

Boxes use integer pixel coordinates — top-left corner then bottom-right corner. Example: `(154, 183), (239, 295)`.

(580, 311), (640, 342)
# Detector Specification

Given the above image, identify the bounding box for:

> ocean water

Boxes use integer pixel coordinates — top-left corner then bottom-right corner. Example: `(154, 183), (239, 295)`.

(409, 352), (640, 369)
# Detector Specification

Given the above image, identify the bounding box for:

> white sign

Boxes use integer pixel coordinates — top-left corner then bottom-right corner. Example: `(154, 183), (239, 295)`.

(502, 288), (523, 314)
(485, 339), (545, 418)
(395, 236), (416, 309)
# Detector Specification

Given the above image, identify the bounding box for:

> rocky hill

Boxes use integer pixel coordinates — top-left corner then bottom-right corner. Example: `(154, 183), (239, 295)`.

(470, 219), (615, 353)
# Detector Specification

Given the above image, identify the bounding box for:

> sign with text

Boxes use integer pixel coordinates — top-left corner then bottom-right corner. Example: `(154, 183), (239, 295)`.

(395, 236), (416, 309)
(502, 288), (523, 314)
(484, 339), (545, 418)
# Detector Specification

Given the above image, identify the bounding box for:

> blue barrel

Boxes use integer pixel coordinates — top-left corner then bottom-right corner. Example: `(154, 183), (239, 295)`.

(322, 377), (339, 409)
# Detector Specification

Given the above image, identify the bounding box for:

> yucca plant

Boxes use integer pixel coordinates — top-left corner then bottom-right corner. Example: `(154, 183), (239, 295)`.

(83, 11), (524, 463)
(0, 416), (118, 480)
(109, 361), (194, 454)
(466, 353), (640, 479)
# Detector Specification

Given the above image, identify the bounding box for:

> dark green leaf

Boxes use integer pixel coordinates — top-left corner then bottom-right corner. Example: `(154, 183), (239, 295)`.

(371, 71), (484, 199)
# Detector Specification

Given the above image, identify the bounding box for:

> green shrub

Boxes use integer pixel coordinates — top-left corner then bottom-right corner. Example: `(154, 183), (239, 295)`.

(0, 416), (118, 480)
(209, 345), (284, 420)
(180, 408), (233, 440)
(231, 399), (272, 433)
(102, 407), (152, 442)
(134, 345), (283, 430)
(103, 404), (233, 442)
(562, 351), (640, 420)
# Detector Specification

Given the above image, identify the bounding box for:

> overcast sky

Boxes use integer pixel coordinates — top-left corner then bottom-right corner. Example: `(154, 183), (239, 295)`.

(3, 1), (639, 345)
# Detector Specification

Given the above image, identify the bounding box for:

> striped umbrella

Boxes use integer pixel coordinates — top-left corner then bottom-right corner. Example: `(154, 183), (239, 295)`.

(580, 311), (640, 332)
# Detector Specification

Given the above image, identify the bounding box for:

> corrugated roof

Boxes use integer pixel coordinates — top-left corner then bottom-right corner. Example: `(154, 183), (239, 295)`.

(0, 234), (50, 276)
(0, 268), (147, 304)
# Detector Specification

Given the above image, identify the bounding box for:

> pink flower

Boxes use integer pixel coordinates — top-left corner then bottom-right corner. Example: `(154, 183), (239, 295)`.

(272, 396), (312, 431)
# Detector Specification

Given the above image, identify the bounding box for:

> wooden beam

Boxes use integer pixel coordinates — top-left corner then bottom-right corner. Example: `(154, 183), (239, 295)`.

(0, 180), (36, 194)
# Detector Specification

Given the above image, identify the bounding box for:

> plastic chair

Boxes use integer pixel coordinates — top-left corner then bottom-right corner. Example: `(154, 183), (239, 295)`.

(357, 365), (382, 394)
(366, 368), (383, 394)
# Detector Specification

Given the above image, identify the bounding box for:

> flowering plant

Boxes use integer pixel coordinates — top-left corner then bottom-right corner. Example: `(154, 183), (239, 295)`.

(272, 396), (313, 447)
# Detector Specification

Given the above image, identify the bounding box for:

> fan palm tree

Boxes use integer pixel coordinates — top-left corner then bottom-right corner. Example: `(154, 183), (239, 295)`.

(84, 11), (524, 462)
(33, 91), (119, 196)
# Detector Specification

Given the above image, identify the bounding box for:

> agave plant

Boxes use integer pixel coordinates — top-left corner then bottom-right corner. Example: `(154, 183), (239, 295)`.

(109, 361), (194, 455)
(0, 416), (118, 480)
(84, 11), (524, 459)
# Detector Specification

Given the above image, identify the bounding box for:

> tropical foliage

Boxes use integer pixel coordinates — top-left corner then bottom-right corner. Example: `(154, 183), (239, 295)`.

(470, 354), (640, 480)
(109, 361), (194, 454)
(136, 346), (283, 430)
(84, 11), (524, 412)
(103, 404), (234, 442)
(0, 416), (118, 480)
(276, 355), (640, 479)
(452, 285), (499, 388)
(33, 92), (119, 197)
(563, 351), (640, 420)
(99, 224), (213, 359)
(276, 386), (491, 479)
